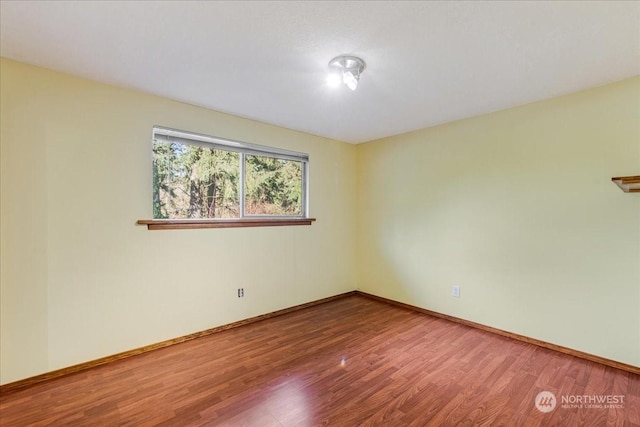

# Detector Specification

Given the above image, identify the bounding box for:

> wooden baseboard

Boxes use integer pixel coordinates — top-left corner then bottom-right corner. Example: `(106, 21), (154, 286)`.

(3, 289), (636, 394)
(0, 291), (356, 394)
(355, 291), (640, 376)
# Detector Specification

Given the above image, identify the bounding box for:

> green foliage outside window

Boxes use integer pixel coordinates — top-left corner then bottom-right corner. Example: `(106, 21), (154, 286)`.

(245, 155), (302, 216)
(153, 140), (303, 219)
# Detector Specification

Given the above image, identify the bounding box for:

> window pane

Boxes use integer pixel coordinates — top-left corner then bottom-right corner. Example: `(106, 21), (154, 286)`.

(153, 140), (240, 219)
(244, 154), (303, 216)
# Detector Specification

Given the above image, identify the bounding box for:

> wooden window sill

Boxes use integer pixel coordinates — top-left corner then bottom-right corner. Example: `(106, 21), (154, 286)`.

(137, 218), (316, 230)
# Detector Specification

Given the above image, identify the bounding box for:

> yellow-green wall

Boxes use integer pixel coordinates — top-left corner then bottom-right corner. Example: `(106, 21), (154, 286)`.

(0, 58), (357, 384)
(356, 76), (640, 367)
(2, 57), (638, 384)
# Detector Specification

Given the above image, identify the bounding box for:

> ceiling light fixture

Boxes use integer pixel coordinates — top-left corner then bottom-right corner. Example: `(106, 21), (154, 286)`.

(327, 55), (366, 91)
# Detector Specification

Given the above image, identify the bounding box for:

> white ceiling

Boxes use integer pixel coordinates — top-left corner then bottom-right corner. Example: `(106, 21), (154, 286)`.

(1, 1), (639, 144)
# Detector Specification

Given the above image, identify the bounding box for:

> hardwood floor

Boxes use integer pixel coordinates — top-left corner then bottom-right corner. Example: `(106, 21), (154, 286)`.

(1, 295), (638, 426)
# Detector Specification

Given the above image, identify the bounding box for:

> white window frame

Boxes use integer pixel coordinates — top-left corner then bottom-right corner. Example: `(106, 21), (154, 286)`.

(152, 126), (309, 219)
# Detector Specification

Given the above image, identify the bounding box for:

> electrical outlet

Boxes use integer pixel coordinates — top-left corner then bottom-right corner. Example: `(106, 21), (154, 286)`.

(238, 288), (244, 298)
(452, 285), (460, 298)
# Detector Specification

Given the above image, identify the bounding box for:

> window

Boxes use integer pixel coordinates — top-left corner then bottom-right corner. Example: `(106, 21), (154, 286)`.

(151, 126), (308, 221)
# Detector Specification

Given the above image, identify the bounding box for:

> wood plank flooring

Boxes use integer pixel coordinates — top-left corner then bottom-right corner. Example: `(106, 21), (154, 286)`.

(1, 295), (638, 426)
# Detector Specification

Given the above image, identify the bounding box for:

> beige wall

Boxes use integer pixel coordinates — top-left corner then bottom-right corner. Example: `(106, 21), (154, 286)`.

(2, 57), (638, 385)
(357, 76), (640, 367)
(0, 58), (357, 384)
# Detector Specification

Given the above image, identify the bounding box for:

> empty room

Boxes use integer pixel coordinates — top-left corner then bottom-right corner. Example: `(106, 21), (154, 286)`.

(0, 1), (638, 426)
